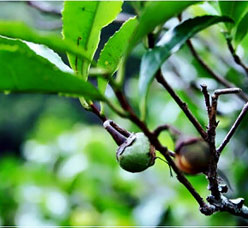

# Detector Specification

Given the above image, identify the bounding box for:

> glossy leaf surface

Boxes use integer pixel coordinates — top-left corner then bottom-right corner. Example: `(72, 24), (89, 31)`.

(0, 37), (104, 100)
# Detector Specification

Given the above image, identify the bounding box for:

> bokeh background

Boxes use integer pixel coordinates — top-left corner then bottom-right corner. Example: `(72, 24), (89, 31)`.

(1, 1), (248, 226)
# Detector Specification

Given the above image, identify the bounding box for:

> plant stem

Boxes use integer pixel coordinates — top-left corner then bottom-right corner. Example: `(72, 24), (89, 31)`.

(201, 84), (211, 118)
(217, 102), (248, 154)
(226, 37), (248, 76)
(187, 39), (248, 102)
(156, 70), (207, 140)
(89, 103), (107, 122)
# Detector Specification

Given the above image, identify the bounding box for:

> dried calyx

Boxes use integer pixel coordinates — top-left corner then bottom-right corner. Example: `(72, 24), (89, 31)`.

(103, 120), (156, 173)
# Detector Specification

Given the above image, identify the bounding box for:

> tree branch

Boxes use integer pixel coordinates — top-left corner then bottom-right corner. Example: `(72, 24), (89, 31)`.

(187, 39), (248, 102)
(153, 124), (181, 137)
(207, 195), (248, 219)
(89, 103), (107, 122)
(217, 102), (248, 154)
(226, 37), (248, 77)
(205, 88), (241, 201)
(156, 70), (207, 140)
(201, 84), (211, 118)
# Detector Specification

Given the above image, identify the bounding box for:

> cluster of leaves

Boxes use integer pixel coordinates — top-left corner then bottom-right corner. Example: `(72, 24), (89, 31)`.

(0, 2), (231, 109)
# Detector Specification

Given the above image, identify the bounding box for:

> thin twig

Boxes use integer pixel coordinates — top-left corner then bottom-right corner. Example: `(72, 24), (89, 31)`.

(201, 84), (211, 118)
(209, 88), (241, 140)
(89, 103), (107, 122)
(217, 102), (248, 154)
(226, 37), (248, 76)
(156, 70), (207, 140)
(214, 88), (242, 96)
(187, 40), (248, 102)
(208, 88), (241, 141)
(153, 124), (181, 137)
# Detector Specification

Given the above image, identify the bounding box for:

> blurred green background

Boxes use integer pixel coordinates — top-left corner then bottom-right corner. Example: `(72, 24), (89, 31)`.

(1, 1), (248, 226)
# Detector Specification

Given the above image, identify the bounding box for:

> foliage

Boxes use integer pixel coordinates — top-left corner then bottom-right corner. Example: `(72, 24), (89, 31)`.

(1, 1), (248, 226)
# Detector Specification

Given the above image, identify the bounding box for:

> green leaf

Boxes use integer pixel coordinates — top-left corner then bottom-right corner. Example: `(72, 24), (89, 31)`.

(234, 12), (248, 46)
(219, 1), (248, 31)
(127, 1), (198, 52)
(0, 37), (104, 100)
(62, 1), (123, 79)
(0, 21), (92, 64)
(139, 15), (233, 117)
(25, 42), (73, 73)
(97, 17), (138, 94)
(129, 2), (145, 15)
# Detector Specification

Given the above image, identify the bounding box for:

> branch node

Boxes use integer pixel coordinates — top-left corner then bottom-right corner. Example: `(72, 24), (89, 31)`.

(230, 198), (245, 209)
(199, 204), (216, 216)
(218, 184), (228, 193)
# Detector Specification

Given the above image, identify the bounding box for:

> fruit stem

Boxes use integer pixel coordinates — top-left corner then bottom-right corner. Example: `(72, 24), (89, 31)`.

(103, 120), (131, 146)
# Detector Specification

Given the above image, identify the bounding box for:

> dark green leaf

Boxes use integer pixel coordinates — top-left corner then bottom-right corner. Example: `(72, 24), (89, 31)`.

(62, 1), (123, 79)
(0, 37), (104, 100)
(127, 1), (198, 52)
(219, 1), (248, 31)
(97, 17), (138, 94)
(139, 15), (233, 116)
(234, 12), (248, 46)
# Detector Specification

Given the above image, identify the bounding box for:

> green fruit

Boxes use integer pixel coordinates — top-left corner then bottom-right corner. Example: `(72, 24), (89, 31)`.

(116, 132), (156, 173)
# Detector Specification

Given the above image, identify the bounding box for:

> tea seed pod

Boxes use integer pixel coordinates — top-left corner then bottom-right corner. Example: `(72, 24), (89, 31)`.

(104, 120), (155, 173)
(175, 138), (210, 174)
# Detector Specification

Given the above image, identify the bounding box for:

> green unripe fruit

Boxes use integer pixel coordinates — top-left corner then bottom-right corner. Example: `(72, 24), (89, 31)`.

(103, 120), (155, 173)
(117, 132), (156, 173)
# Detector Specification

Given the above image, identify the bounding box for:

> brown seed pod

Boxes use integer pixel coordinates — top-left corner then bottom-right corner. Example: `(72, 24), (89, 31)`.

(174, 137), (210, 174)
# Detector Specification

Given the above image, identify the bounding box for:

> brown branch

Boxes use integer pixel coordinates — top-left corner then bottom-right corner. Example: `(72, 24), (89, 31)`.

(153, 124), (181, 137)
(205, 93), (219, 201)
(214, 88), (242, 96)
(156, 70), (207, 140)
(208, 88), (241, 141)
(206, 88), (241, 201)
(89, 103), (107, 122)
(226, 37), (248, 76)
(187, 39), (248, 102)
(201, 84), (211, 118)
(208, 88), (241, 144)
(207, 195), (248, 219)
(217, 102), (248, 154)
